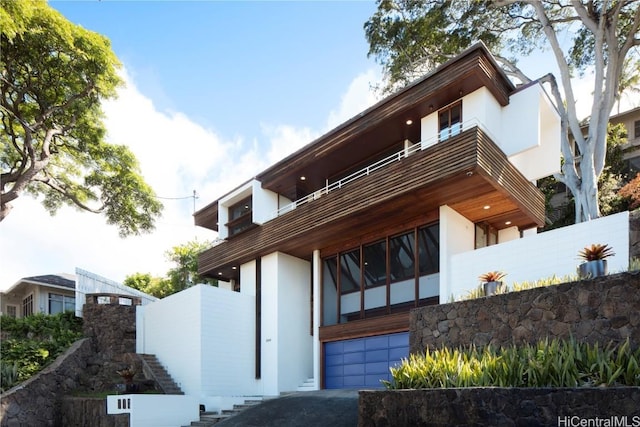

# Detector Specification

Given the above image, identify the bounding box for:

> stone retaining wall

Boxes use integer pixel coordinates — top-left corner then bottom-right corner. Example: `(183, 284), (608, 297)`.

(410, 271), (640, 353)
(359, 388), (640, 426)
(59, 397), (128, 427)
(1, 295), (143, 427)
(0, 338), (93, 427)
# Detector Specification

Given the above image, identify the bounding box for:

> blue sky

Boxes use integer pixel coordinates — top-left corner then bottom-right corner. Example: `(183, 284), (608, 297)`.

(2, 0), (385, 288)
(51, 0), (379, 143)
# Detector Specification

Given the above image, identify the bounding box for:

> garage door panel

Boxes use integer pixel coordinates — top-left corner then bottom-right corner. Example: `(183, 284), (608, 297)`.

(324, 332), (408, 389)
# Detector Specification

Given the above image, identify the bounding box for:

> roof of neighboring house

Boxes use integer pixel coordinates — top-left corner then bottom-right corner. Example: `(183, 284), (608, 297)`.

(22, 274), (76, 290)
(2, 273), (76, 295)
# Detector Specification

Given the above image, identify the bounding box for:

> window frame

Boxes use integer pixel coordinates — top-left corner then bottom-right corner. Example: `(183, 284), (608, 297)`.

(48, 293), (75, 315)
(438, 101), (463, 142)
(23, 293), (34, 317)
(5, 304), (17, 318)
(226, 195), (254, 237)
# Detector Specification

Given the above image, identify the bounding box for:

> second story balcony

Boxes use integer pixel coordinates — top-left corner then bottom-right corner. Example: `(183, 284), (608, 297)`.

(198, 125), (545, 281)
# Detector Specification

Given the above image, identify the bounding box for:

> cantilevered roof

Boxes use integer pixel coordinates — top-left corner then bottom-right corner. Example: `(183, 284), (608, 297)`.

(193, 42), (514, 232)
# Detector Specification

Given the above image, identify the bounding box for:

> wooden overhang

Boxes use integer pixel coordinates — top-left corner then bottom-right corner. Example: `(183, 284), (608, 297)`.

(199, 126), (545, 281)
(192, 42), (514, 232)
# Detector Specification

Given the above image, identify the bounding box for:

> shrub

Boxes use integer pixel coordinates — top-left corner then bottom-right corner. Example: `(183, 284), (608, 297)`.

(383, 338), (640, 389)
(0, 312), (83, 391)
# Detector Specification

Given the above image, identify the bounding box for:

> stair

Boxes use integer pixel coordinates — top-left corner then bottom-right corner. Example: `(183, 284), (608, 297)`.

(296, 377), (316, 392)
(139, 353), (184, 395)
(183, 399), (263, 426)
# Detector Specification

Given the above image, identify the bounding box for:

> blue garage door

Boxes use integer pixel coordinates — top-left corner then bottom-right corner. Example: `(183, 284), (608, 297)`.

(324, 332), (409, 389)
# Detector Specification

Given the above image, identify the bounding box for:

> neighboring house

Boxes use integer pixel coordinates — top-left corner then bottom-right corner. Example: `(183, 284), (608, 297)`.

(546, 105), (640, 220)
(0, 274), (76, 318)
(135, 42), (628, 410)
(0, 269), (157, 319)
(610, 106), (640, 172)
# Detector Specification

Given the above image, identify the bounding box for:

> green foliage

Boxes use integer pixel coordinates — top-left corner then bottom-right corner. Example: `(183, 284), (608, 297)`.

(459, 274), (576, 301)
(0, 0), (163, 235)
(542, 123), (634, 230)
(0, 312), (83, 391)
(384, 338), (640, 389)
(125, 239), (217, 298)
(510, 275), (574, 292)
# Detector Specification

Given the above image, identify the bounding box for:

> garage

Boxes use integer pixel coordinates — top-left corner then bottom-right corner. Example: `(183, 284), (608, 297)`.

(324, 332), (409, 389)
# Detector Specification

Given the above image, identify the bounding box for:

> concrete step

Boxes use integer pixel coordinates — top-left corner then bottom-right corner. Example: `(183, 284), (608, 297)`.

(183, 398), (264, 426)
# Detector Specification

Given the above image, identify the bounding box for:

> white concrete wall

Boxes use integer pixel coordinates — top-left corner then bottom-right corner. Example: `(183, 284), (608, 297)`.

(439, 205), (475, 301)
(463, 87), (502, 143)
(505, 84), (561, 180)
(199, 284), (261, 398)
(260, 252), (312, 395)
(419, 84), (560, 183)
(241, 260), (257, 297)
(138, 286), (203, 395)
(137, 284), (259, 401)
(260, 253), (279, 395)
(448, 211), (630, 300)
(277, 253), (313, 392)
(252, 180), (280, 224)
(75, 268), (157, 317)
(107, 394), (199, 427)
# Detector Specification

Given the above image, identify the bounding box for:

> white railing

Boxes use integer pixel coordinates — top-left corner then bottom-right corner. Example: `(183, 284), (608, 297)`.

(269, 118), (494, 221)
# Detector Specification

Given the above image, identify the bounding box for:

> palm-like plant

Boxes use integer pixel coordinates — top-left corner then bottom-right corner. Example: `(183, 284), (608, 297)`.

(578, 244), (615, 262)
(478, 271), (506, 283)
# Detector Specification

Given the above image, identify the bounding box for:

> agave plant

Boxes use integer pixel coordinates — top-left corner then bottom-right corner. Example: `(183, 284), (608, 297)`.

(478, 271), (506, 283)
(578, 244), (615, 261)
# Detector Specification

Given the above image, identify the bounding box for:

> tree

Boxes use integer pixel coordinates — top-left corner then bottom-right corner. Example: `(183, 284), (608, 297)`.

(365, 0), (640, 223)
(0, 0), (162, 236)
(124, 239), (216, 298)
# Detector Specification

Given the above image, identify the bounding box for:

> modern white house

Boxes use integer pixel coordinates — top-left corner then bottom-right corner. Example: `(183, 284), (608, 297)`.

(133, 42), (630, 412)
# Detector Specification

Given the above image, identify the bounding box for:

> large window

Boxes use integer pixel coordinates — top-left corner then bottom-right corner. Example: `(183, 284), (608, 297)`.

(5, 305), (17, 318)
(49, 293), (75, 315)
(635, 119), (640, 139)
(227, 196), (253, 236)
(439, 102), (462, 141)
(321, 223), (439, 326)
(22, 294), (33, 317)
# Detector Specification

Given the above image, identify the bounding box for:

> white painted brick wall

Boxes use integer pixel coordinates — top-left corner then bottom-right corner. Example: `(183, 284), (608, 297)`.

(447, 211), (630, 300)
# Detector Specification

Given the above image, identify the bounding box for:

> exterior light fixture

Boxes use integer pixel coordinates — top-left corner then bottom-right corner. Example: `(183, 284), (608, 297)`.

(406, 119), (413, 125)
(483, 205), (491, 210)
(232, 266), (237, 270)
(218, 272), (223, 276)
(505, 221), (512, 225)
(300, 176), (306, 181)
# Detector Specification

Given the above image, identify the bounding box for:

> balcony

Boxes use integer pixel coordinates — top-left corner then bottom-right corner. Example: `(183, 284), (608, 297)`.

(199, 125), (545, 280)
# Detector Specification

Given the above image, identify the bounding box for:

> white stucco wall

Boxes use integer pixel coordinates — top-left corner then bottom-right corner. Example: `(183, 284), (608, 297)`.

(439, 205), (476, 301)
(260, 252), (312, 395)
(505, 84), (561, 180)
(137, 284), (259, 401)
(419, 84), (560, 183)
(252, 180), (280, 224)
(448, 211), (630, 300)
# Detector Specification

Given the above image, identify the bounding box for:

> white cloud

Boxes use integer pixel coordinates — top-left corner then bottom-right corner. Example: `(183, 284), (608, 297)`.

(325, 69), (382, 131)
(0, 66), (382, 290)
